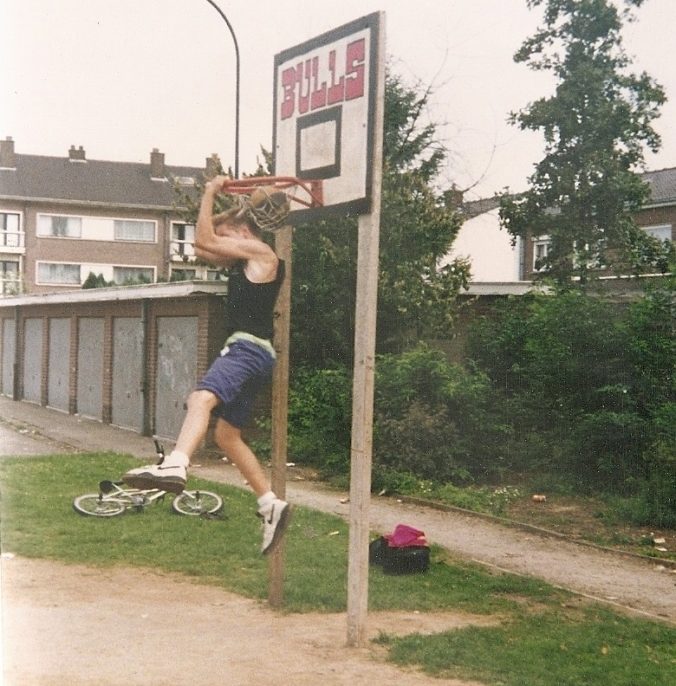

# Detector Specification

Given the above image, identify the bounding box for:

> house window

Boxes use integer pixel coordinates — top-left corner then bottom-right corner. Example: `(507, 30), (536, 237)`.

(113, 220), (155, 242)
(37, 262), (81, 285)
(643, 224), (672, 242)
(0, 260), (20, 294)
(533, 238), (550, 271)
(170, 268), (197, 282)
(0, 212), (22, 247)
(37, 214), (82, 238)
(206, 269), (225, 281)
(170, 222), (196, 259)
(573, 238), (606, 270)
(112, 266), (154, 285)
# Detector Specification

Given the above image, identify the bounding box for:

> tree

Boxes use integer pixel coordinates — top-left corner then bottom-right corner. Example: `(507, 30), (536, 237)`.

(500, 0), (668, 286)
(291, 71), (468, 365)
(82, 272), (112, 289)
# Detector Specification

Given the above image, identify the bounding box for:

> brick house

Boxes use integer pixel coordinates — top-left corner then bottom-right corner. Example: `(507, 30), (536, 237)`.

(0, 137), (223, 296)
(448, 169), (675, 283)
(521, 167), (676, 280)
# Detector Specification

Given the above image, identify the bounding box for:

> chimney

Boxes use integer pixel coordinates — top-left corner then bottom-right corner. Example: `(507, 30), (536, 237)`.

(150, 148), (165, 178)
(205, 154), (220, 178)
(69, 145), (86, 162)
(0, 137), (16, 169)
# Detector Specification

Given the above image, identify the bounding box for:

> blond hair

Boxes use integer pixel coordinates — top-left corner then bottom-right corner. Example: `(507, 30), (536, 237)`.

(211, 185), (290, 235)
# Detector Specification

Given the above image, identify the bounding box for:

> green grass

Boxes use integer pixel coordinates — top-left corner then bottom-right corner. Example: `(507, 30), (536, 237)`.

(0, 453), (554, 613)
(381, 608), (676, 685)
(2, 453), (675, 685)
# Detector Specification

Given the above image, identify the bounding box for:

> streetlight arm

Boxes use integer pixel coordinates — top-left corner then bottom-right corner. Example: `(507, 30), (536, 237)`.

(204, 0), (240, 178)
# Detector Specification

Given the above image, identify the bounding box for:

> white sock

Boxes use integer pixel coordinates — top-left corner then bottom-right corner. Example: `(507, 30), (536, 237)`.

(167, 450), (189, 468)
(257, 491), (276, 509)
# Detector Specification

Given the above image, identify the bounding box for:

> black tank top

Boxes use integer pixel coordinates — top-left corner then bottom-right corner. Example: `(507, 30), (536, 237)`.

(226, 260), (285, 341)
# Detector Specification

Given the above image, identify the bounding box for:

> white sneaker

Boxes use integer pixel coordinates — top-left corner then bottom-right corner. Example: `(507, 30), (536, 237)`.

(122, 462), (187, 494)
(258, 499), (292, 555)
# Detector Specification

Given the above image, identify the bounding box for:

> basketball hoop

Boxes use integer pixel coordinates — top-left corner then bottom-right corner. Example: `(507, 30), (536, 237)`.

(223, 176), (324, 210)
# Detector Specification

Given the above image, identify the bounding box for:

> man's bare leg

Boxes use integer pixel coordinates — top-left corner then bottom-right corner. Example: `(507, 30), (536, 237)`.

(214, 418), (270, 496)
(172, 390), (220, 460)
(214, 417), (291, 554)
(122, 390), (218, 493)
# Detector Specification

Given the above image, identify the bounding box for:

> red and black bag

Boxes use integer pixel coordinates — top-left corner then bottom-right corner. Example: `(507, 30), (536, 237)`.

(369, 524), (430, 575)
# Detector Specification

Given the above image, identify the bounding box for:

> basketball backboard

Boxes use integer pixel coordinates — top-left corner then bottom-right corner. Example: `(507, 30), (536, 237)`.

(273, 12), (382, 221)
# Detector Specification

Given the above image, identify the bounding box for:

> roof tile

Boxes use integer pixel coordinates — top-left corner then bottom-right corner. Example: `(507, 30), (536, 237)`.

(0, 154), (205, 208)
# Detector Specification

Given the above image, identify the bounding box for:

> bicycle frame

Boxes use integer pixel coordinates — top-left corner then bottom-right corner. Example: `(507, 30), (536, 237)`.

(97, 480), (168, 512)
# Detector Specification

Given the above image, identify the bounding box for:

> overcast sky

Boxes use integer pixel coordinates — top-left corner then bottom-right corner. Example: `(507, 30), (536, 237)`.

(1, 0), (674, 201)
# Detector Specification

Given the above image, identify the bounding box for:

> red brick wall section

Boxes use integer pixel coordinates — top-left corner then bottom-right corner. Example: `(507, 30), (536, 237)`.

(635, 206), (676, 235)
(41, 314), (49, 406)
(69, 314), (78, 414)
(102, 314), (114, 424)
(21, 203), (175, 294)
(145, 307), (157, 435)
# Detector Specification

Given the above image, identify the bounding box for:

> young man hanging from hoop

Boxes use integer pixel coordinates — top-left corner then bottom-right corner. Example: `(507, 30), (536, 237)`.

(123, 175), (291, 555)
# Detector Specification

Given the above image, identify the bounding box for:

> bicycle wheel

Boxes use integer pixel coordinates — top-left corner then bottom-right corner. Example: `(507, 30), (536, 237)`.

(172, 490), (223, 516)
(73, 493), (126, 517)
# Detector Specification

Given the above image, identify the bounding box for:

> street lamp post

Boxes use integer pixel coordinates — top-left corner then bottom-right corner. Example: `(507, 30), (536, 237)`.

(204, 0), (240, 178)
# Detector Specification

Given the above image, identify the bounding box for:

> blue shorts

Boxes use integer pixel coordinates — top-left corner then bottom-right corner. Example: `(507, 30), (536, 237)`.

(196, 339), (275, 429)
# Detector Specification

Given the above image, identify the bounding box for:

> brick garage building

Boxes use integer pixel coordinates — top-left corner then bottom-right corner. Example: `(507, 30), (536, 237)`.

(0, 282), (228, 441)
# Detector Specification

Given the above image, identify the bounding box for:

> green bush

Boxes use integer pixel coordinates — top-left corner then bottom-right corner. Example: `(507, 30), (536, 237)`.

(288, 345), (511, 484)
(568, 410), (647, 491)
(82, 272), (113, 289)
(373, 345), (511, 482)
(466, 282), (675, 526)
(623, 280), (676, 413)
(375, 400), (470, 483)
(634, 402), (676, 527)
(287, 366), (352, 476)
(286, 283), (675, 527)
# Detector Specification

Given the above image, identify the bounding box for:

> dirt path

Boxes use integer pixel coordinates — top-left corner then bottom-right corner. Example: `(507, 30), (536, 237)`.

(1, 556), (489, 686)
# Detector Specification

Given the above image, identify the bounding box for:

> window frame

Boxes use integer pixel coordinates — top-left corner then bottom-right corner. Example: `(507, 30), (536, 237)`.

(170, 221), (197, 261)
(642, 223), (672, 243)
(36, 261), (82, 286)
(112, 265), (156, 285)
(532, 236), (551, 272)
(0, 259), (21, 294)
(0, 211), (23, 248)
(113, 219), (156, 243)
(37, 213), (83, 239)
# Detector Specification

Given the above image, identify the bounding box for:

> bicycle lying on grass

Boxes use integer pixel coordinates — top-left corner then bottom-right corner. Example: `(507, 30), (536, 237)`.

(72, 441), (224, 518)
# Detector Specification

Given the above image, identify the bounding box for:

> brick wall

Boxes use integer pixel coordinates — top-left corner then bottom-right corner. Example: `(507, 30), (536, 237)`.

(521, 204), (676, 281)
(19, 202), (176, 294)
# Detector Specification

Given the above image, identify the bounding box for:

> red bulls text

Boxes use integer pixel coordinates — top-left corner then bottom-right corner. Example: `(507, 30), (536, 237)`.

(279, 38), (366, 120)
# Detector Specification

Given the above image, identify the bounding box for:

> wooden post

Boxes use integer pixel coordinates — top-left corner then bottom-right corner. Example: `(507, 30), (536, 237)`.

(269, 224), (292, 607)
(346, 13), (386, 648)
(346, 213), (381, 646)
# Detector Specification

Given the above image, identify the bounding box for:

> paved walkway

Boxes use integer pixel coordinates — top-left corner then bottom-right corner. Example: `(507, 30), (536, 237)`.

(1, 396), (674, 623)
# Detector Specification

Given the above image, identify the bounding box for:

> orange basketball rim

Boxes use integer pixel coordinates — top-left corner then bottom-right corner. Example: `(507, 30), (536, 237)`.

(222, 176), (324, 210)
